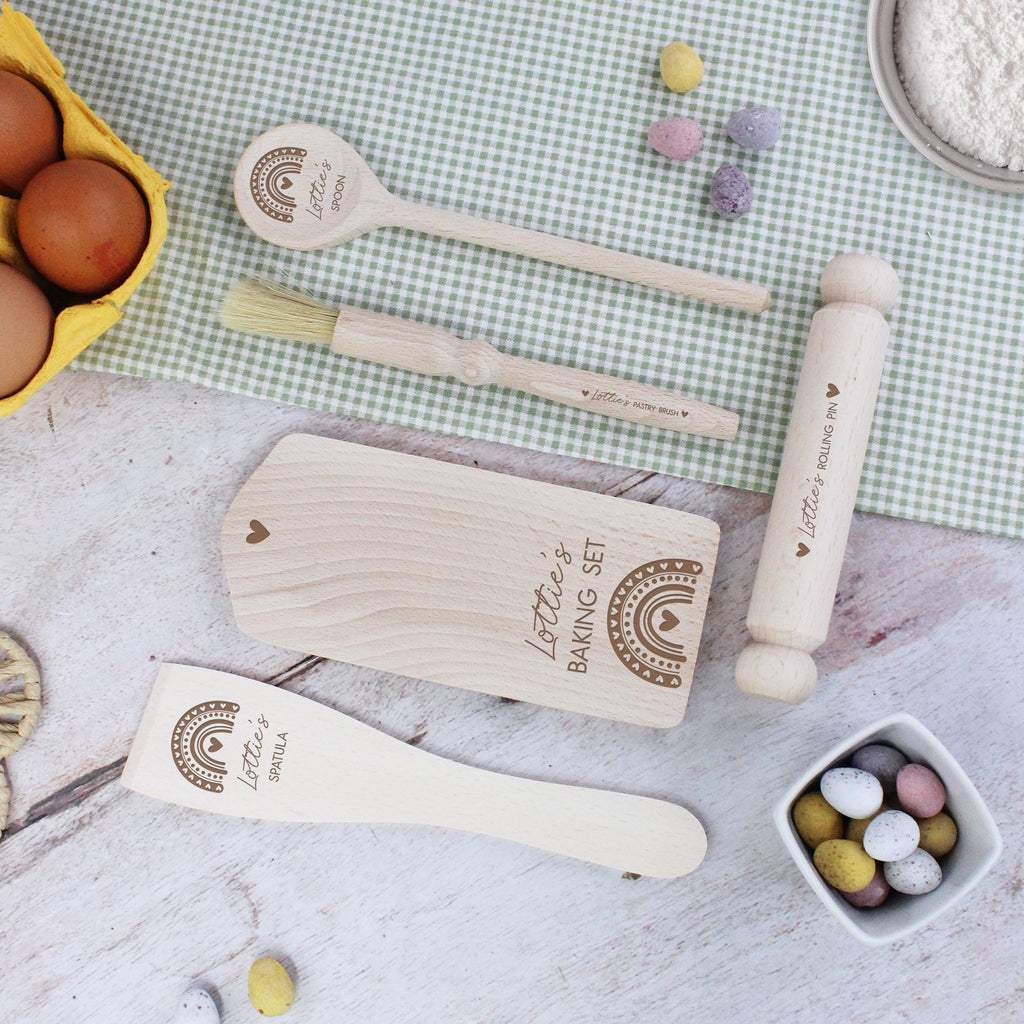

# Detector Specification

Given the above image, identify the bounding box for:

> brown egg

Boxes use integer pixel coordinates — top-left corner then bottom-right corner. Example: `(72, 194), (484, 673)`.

(0, 69), (63, 197)
(0, 263), (54, 398)
(16, 158), (150, 295)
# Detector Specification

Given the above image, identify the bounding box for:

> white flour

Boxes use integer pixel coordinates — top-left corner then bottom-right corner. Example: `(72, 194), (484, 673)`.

(895, 0), (1024, 170)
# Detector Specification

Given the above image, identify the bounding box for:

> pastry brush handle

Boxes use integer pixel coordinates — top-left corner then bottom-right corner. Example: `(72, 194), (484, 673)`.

(331, 306), (738, 440)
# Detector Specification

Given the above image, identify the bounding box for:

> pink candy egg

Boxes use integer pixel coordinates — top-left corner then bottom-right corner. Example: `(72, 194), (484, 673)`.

(647, 116), (703, 161)
(896, 763), (946, 818)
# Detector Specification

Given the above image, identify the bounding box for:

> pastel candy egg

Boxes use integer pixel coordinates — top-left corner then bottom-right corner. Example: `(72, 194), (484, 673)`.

(841, 865), (891, 908)
(174, 988), (220, 1024)
(792, 791), (843, 848)
(659, 41), (704, 93)
(851, 743), (908, 797)
(248, 957), (295, 1016)
(709, 164), (753, 219)
(726, 106), (782, 150)
(884, 848), (943, 895)
(647, 116), (703, 160)
(846, 802), (889, 845)
(863, 809), (920, 862)
(813, 839), (876, 893)
(917, 811), (958, 857)
(820, 766), (883, 819)
(896, 763), (946, 818)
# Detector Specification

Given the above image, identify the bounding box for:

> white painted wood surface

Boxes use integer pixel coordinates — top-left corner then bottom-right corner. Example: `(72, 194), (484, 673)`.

(1, 368), (1022, 1023)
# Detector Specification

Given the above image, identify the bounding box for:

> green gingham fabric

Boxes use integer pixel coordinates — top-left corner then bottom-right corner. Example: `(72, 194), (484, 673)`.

(18, 0), (1024, 537)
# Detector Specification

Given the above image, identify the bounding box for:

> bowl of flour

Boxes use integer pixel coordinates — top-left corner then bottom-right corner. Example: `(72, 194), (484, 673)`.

(867, 0), (1024, 192)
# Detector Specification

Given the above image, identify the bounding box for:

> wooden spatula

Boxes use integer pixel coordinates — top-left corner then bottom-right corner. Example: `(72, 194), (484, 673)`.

(121, 663), (708, 878)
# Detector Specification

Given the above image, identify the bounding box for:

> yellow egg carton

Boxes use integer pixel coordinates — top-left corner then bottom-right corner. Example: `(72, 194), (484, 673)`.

(0, 2), (170, 416)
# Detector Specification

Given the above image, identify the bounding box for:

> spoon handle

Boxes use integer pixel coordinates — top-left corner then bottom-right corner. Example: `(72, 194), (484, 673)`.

(332, 305), (739, 439)
(393, 198), (772, 313)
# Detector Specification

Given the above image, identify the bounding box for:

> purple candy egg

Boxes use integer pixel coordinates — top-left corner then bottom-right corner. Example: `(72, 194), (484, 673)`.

(710, 164), (753, 219)
(726, 106), (782, 151)
(841, 865), (891, 908)
(896, 763), (947, 818)
(851, 743), (908, 797)
(647, 116), (704, 161)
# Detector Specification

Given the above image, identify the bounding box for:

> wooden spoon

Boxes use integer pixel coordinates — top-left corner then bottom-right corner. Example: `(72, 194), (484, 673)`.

(233, 123), (772, 313)
(122, 663), (708, 878)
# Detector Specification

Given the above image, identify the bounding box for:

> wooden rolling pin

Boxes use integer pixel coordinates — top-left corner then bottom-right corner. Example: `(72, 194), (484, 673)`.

(736, 253), (900, 703)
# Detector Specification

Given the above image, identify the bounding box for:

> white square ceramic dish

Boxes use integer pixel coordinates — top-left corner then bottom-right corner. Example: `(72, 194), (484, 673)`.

(774, 712), (1002, 946)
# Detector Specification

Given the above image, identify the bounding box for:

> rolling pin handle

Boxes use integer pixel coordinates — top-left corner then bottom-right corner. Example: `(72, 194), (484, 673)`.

(736, 643), (818, 704)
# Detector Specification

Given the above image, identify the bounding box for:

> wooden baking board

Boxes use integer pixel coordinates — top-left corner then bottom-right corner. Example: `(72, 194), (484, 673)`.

(221, 435), (719, 726)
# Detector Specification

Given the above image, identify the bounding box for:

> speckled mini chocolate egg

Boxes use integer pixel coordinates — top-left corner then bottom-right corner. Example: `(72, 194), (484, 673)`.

(851, 743), (908, 797)
(792, 791), (844, 848)
(884, 848), (943, 895)
(841, 865), (891, 908)
(813, 839), (877, 893)
(896, 763), (946, 818)
(173, 988), (219, 1024)
(820, 766), (883, 819)
(917, 811), (959, 858)
(863, 809), (920, 862)
(845, 802), (889, 845)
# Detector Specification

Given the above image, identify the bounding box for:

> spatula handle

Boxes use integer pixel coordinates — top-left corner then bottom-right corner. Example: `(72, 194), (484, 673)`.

(394, 198), (772, 314)
(332, 306), (738, 439)
(402, 762), (708, 878)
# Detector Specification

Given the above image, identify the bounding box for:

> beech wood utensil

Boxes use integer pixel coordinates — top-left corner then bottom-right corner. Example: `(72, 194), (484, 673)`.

(220, 278), (740, 440)
(220, 434), (720, 728)
(233, 123), (772, 313)
(735, 253), (900, 704)
(122, 663), (708, 878)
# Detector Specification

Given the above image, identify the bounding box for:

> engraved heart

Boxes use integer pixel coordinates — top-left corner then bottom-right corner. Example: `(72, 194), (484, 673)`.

(826, 383), (840, 398)
(582, 390), (590, 396)
(246, 519), (270, 544)
(208, 737), (222, 753)
(659, 609), (680, 632)
(796, 542), (810, 557)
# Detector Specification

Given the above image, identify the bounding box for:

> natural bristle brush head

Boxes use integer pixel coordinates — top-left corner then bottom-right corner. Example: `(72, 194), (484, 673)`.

(219, 278), (338, 345)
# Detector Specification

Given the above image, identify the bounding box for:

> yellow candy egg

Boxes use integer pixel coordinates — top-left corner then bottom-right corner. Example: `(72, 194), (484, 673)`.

(813, 839), (876, 893)
(659, 41), (704, 93)
(793, 792), (843, 848)
(248, 957), (295, 1016)
(917, 811), (958, 857)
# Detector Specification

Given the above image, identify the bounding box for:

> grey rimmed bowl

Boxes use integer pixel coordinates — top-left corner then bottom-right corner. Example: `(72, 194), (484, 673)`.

(867, 0), (1024, 193)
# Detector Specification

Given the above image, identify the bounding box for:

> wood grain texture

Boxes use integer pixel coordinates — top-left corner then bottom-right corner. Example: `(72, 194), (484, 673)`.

(221, 434), (719, 727)
(1, 370), (1022, 1024)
